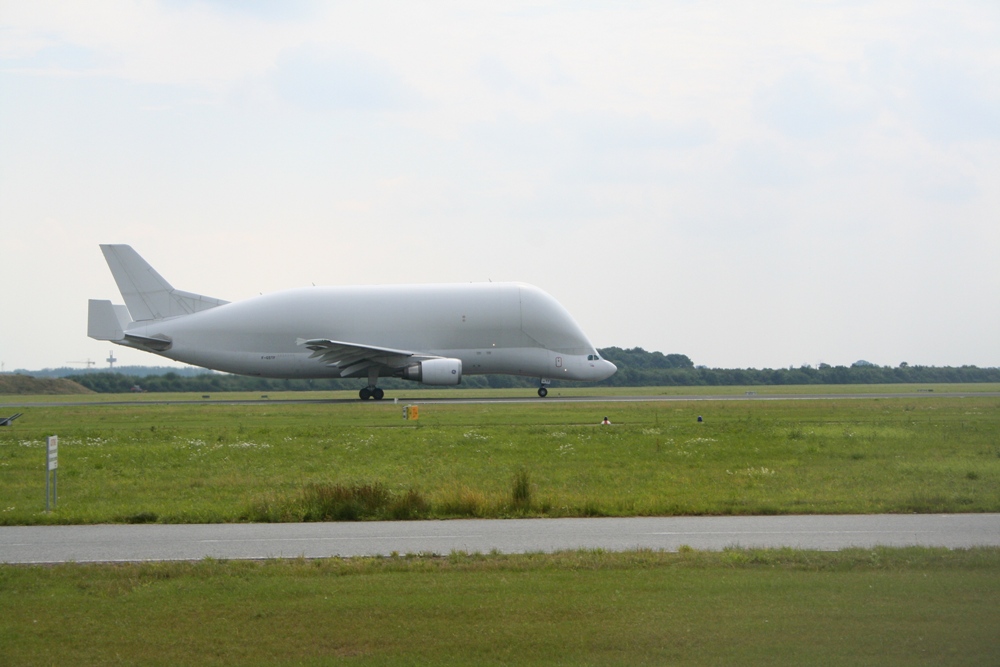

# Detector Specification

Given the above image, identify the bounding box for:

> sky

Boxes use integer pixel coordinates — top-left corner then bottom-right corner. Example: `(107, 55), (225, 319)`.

(1, 1), (998, 372)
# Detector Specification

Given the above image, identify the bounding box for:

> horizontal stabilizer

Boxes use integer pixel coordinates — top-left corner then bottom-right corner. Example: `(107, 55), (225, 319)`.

(88, 299), (131, 341)
(101, 244), (229, 321)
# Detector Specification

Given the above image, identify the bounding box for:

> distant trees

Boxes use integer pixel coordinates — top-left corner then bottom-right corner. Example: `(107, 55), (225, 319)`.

(597, 347), (694, 370)
(65, 348), (1000, 393)
(588, 355), (1000, 388)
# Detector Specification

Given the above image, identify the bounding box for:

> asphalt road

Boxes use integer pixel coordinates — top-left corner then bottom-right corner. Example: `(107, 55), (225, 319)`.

(3, 514), (998, 564)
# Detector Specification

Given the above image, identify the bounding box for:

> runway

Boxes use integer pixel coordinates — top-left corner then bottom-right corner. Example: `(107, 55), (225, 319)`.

(4, 390), (998, 409)
(3, 514), (998, 564)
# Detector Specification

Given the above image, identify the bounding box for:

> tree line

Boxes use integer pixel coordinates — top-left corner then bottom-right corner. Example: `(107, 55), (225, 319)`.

(64, 347), (1000, 393)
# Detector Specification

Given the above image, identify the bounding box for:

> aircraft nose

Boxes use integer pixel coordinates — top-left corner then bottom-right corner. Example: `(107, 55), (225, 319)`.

(598, 359), (617, 380)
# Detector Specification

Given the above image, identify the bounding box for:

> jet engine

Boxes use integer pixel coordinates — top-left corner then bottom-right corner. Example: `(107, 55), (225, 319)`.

(398, 358), (462, 385)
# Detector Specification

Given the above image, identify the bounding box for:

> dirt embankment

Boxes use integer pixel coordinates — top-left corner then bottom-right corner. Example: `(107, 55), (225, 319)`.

(0, 375), (95, 395)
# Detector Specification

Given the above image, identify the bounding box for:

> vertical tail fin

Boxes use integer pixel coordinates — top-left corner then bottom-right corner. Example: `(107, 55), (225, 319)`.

(99, 245), (228, 321)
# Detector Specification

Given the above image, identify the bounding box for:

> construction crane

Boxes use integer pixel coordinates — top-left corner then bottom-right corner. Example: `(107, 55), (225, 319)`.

(66, 360), (96, 369)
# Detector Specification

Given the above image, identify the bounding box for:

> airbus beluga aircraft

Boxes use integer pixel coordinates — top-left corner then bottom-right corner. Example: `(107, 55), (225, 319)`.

(88, 245), (616, 399)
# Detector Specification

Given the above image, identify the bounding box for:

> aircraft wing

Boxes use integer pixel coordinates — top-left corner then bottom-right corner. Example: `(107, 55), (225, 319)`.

(296, 338), (432, 377)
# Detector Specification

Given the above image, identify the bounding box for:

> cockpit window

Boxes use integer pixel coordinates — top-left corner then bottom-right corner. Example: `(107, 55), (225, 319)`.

(588, 354), (601, 361)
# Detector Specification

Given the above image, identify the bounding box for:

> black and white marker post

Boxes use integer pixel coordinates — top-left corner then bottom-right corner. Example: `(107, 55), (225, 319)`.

(45, 435), (57, 511)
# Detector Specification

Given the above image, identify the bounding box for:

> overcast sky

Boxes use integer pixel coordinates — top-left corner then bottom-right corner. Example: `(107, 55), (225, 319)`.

(1, 1), (998, 372)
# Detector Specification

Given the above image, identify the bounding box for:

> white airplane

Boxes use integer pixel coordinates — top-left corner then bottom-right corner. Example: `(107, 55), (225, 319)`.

(88, 245), (617, 399)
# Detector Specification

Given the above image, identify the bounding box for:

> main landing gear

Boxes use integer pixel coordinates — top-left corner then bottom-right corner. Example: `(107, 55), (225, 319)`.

(359, 369), (384, 400)
(359, 386), (384, 400)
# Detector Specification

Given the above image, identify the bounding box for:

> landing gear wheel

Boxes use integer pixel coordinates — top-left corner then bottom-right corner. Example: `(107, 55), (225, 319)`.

(359, 387), (372, 400)
(373, 388), (385, 400)
(538, 387), (548, 398)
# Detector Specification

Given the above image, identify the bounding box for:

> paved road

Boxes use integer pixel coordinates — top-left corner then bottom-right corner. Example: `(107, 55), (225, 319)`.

(2, 514), (998, 563)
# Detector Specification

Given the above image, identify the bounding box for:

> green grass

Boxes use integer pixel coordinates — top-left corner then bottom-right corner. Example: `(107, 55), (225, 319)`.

(2, 547), (998, 666)
(3, 390), (997, 663)
(1, 390), (999, 524)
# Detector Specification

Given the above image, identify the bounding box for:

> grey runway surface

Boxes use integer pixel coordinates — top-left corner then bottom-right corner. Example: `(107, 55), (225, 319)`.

(3, 514), (998, 563)
(4, 391), (999, 409)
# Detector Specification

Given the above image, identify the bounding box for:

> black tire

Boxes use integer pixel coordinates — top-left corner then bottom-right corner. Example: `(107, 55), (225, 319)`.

(538, 387), (548, 398)
(373, 388), (385, 400)
(359, 387), (372, 400)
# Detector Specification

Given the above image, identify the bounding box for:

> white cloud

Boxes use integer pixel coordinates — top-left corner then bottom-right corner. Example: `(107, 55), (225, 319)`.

(273, 46), (418, 112)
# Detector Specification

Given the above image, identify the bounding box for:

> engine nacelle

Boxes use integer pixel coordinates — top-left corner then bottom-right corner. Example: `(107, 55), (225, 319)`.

(399, 358), (463, 385)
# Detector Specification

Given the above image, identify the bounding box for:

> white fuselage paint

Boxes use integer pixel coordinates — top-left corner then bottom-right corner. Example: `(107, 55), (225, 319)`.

(124, 282), (617, 382)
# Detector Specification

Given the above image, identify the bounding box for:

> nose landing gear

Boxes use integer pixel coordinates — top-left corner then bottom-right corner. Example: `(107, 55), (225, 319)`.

(537, 378), (550, 398)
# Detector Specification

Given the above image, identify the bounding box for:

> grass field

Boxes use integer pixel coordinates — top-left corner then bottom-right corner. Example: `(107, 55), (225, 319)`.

(2, 547), (998, 666)
(3, 387), (998, 665)
(1, 386), (998, 524)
